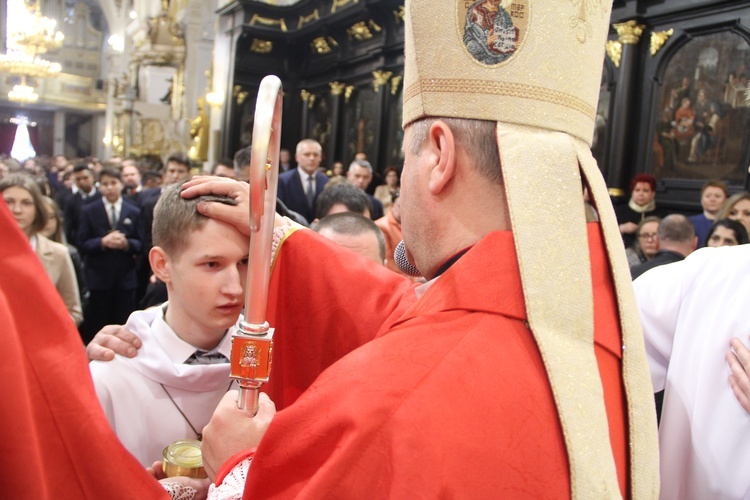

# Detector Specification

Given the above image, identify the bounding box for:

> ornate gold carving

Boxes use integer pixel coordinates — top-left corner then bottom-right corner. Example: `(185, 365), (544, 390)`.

(250, 39), (273, 54)
(234, 85), (248, 106)
(188, 97), (208, 161)
(613, 20), (645, 45)
(249, 14), (288, 32)
(650, 28), (673, 56)
(369, 20), (382, 32)
(298, 10), (319, 29)
(331, 0), (358, 14)
(348, 22), (373, 41)
(372, 70), (393, 92)
(608, 187), (625, 197)
(311, 37), (332, 54)
(390, 75), (402, 95)
(301, 89), (315, 108)
(344, 85), (354, 103)
(606, 40), (622, 68)
(393, 6), (405, 23)
(329, 81), (346, 96)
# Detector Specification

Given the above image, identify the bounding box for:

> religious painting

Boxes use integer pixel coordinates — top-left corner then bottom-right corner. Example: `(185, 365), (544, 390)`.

(653, 31), (750, 185)
(458, 0), (529, 66)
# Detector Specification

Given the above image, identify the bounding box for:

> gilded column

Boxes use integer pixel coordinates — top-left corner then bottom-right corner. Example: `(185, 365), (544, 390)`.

(606, 20), (645, 199)
(328, 81), (346, 166)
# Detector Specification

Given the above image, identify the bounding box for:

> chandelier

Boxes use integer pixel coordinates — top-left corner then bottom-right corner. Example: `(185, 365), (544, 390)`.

(0, 0), (64, 103)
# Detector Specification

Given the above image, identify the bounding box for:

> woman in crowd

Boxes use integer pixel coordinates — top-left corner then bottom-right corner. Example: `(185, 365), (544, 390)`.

(705, 218), (749, 247)
(717, 191), (750, 235)
(40, 195), (89, 309)
(615, 173), (662, 248)
(688, 180), (728, 246)
(625, 216), (660, 268)
(0, 174), (83, 325)
(374, 166), (400, 214)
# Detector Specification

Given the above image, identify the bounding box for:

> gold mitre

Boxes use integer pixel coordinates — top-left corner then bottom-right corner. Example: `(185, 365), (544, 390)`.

(402, 0), (660, 498)
(403, 0), (608, 144)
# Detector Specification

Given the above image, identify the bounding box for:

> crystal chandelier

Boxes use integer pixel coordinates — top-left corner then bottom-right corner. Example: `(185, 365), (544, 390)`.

(0, 0), (64, 103)
(8, 78), (39, 104)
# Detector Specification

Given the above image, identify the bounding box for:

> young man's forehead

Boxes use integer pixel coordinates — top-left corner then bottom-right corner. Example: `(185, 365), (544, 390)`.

(167, 161), (188, 171)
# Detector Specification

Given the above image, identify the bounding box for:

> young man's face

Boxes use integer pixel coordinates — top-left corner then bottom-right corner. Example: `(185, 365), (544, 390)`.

(99, 175), (122, 203)
(163, 219), (249, 342)
(74, 170), (94, 193)
(213, 165), (236, 179)
(164, 161), (191, 186)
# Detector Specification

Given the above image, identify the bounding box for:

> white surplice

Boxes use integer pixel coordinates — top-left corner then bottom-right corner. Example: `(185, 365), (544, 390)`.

(89, 305), (236, 466)
(633, 245), (750, 499)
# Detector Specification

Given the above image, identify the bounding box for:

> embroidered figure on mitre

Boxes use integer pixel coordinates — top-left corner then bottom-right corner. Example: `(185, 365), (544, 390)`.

(463, 0), (518, 65)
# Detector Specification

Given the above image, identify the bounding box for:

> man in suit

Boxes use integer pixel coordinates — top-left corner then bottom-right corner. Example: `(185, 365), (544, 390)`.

(279, 148), (293, 172)
(277, 139), (328, 224)
(137, 154), (191, 303)
(121, 160), (143, 205)
(346, 159), (384, 220)
(631, 214), (697, 280)
(77, 168), (142, 343)
(64, 165), (101, 245)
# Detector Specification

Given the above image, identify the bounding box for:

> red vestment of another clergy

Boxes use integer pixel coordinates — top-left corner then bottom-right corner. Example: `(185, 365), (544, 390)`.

(0, 202), (166, 499)
(240, 224), (627, 498)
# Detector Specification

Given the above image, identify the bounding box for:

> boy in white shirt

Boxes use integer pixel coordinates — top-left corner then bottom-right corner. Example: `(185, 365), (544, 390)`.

(89, 182), (248, 466)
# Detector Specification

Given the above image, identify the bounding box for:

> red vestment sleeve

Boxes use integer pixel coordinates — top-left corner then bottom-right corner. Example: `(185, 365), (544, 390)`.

(263, 229), (416, 410)
(0, 202), (166, 499)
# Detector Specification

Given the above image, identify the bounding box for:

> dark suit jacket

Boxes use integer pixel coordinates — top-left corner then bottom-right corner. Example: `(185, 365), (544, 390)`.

(630, 250), (685, 281)
(277, 169), (329, 223)
(368, 194), (384, 220)
(64, 190), (102, 245)
(77, 199), (142, 291)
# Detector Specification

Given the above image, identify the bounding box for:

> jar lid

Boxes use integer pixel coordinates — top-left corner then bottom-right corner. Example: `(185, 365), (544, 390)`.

(164, 439), (202, 467)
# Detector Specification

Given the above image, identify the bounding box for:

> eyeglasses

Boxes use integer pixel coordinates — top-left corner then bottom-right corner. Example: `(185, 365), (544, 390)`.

(638, 233), (658, 240)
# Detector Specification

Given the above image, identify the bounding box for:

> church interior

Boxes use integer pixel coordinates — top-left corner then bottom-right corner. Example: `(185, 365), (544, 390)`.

(1, 0), (749, 210)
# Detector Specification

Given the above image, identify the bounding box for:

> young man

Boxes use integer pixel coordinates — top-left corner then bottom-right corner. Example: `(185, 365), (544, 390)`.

(89, 182), (248, 466)
(77, 168), (141, 341)
(64, 164), (102, 244)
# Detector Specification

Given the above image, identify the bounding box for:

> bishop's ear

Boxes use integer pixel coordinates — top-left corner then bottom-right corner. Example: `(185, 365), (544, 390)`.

(149, 246), (172, 284)
(427, 120), (457, 195)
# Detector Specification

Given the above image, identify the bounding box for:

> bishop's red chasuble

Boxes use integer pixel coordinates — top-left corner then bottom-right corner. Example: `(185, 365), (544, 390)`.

(241, 225), (627, 498)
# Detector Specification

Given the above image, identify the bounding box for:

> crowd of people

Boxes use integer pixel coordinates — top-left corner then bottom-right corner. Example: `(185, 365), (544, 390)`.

(0, 145), (407, 346)
(616, 173), (750, 279)
(3, 0), (750, 497)
(3, 130), (750, 500)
